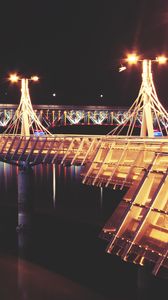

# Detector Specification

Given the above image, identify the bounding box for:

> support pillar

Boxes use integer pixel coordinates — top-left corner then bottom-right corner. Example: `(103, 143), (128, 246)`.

(17, 164), (34, 299)
(17, 164), (33, 232)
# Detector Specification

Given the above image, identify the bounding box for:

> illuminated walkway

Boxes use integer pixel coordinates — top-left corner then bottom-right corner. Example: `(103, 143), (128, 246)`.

(0, 133), (168, 170)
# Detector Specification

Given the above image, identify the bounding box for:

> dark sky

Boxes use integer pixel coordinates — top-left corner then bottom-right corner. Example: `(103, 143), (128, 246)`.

(0, 0), (168, 106)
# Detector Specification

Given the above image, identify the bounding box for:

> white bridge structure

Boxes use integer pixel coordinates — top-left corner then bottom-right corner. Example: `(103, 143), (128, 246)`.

(0, 56), (168, 278)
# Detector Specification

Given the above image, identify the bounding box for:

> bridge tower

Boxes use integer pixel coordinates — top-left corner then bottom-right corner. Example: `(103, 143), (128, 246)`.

(4, 74), (51, 136)
(140, 59), (154, 137)
(20, 78), (32, 136)
(109, 54), (168, 136)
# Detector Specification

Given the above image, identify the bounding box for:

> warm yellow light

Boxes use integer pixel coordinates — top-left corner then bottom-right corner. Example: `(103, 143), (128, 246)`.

(156, 56), (167, 64)
(9, 74), (20, 83)
(31, 76), (39, 82)
(126, 53), (139, 64)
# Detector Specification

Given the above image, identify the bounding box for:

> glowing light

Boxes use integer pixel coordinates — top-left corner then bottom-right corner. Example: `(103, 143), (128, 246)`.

(156, 56), (167, 64)
(126, 53), (139, 64)
(31, 76), (39, 82)
(9, 74), (20, 83)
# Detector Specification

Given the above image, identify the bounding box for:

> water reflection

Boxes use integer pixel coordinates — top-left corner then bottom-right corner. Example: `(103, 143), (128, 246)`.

(14, 164), (112, 300)
(99, 187), (103, 209)
(0, 162), (18, 204)
(17, 165), (33, 299)
(52, 164), (56, 207)
(0, 162), (167, 300)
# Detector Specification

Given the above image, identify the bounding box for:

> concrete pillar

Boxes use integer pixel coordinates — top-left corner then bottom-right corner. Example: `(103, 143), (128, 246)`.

(17, 164), (33, 232)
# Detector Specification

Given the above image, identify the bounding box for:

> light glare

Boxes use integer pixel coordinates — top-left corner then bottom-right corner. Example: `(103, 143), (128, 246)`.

(156, 56), (167, 64)
(126, 53), (139, 64)
(31, 76), (39, 82)
(9, 74), (19, 83)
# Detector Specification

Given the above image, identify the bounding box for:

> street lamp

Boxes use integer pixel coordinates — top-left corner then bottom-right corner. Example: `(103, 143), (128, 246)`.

(126, 53), (139, 64)
(155, 56), (167, 64)
(125, 53), (168, 65)
(9, 73), (39, 83)
(9, 73), (20, 83)
(30, 76), (39, 82)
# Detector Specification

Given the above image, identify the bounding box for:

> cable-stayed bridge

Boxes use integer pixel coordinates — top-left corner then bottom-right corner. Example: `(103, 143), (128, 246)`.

(0, 58), (168, 278)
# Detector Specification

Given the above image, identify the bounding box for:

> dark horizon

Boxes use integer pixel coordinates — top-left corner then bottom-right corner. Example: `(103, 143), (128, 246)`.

(0, 1), (168, 107)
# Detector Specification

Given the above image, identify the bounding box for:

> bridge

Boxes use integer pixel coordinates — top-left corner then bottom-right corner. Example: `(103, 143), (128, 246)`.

(1, 57), (168, 278)
(0, 103), (167, 128)
(0, 103), (131, 127)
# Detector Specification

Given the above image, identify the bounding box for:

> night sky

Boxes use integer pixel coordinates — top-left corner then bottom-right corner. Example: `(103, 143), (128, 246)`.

(0, 0), (168, 107)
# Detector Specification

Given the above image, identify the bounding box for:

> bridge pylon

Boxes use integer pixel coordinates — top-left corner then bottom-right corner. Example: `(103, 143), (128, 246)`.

(140, 59), (154, 137)
(4, 75), (51, 136)
(109, 55), (168, 136)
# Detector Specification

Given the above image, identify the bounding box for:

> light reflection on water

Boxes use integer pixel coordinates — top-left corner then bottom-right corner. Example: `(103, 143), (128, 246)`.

(0, 162), (85, 203)
(0, 161), (167, 300)
(0, 162), (18, 205)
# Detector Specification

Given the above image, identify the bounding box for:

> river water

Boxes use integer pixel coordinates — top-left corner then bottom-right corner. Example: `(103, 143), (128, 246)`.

(0, 161), (167, 300)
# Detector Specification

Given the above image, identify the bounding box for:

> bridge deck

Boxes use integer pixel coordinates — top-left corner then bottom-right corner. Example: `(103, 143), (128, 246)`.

(0, 134), (168, 169)
(101, 151), (168, 277)
(0, 133), (167, 276)
(0, 134), (102, 166)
